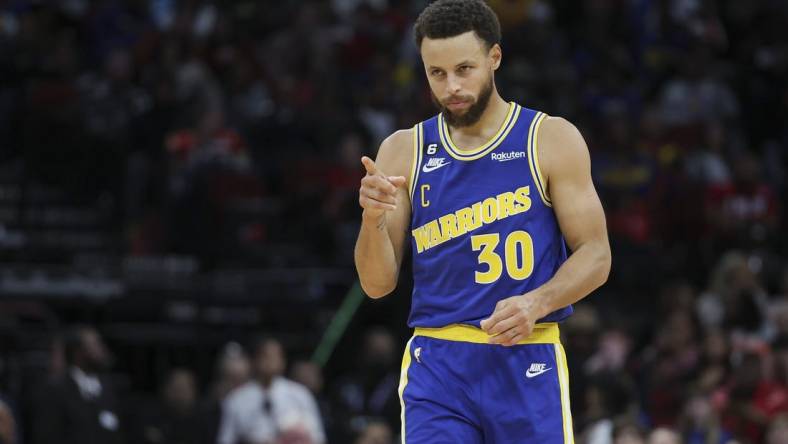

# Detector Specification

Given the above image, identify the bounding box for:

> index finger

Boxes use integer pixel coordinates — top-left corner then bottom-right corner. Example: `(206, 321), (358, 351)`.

(480, 303), (511, 333)
(361, 156), (381, 176)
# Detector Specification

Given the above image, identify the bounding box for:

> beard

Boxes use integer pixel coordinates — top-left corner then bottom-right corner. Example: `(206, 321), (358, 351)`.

(432, 76), (494, 128)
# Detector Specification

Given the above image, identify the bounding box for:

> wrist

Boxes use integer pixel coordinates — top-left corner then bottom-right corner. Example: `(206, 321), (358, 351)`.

(362, 210), (386, 229)
(523, 290), (552, 320)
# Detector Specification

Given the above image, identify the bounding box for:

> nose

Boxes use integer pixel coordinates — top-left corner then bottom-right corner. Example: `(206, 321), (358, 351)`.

(447, 73), (462, 95)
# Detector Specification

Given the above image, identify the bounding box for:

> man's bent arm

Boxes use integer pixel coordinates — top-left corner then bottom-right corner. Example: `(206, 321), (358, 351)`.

(529, 117), (611, 318)
(354, 130), (412, 298)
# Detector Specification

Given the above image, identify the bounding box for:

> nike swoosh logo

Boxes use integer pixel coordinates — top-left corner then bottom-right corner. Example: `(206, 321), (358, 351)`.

(525, 367), (552, 378)
(422, 162), (451, 173)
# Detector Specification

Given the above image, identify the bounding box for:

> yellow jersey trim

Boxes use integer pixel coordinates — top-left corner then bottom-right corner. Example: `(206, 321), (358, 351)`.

(398, 337), (415, 442)
(527, 112), (552, 207)
(408, 123), (423, 201)
(438, 102), (520, 161)
(554, 343), (575, 443)
(414, 322), (559, 345)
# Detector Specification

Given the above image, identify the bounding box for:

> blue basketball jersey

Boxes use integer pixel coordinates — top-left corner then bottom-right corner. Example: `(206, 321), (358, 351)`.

(407, 102), (573, 328)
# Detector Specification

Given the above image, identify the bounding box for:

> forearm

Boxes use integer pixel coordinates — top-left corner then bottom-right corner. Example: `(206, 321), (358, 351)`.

(531, 240), (611, 319)
(354, 211), (400, 298)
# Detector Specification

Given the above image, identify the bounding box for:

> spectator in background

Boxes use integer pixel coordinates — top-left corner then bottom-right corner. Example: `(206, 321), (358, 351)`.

(323, 131), (368, 265)
(704, 152), (779, 249)
(578, 373), (639, 444)
(684, 121), (731, 187)
(213, 342), (252, 402)
(612, 419), (646, 444)
(289, 359), (338, 441)
(353, 420), (392, 444)
(133, 368), (203, 444)
(679, 392), (733, 444)
(202, 342), (251, 444)
(696, 251), (768, 338)
(218, 337), (325, 444)
(584, 328), (632, 376)
(765, 415), (788, 444)
(32, 326), (124, 444)
(642, 310), (700, 427)
(695, 329), (731, 393)
(0, 399), (16, 444)
(719, 352), (768, 443)
(333, 327), (401, 437)
(647, 427), (682, 444)
(165, 102), (263, 265)
(751, 338), (788, 423)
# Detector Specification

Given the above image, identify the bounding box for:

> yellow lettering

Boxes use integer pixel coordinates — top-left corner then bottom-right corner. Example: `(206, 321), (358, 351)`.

(426, 220), (443, 247)
(412, 226), (431, 253)
(455, 207), (474, 237)
(438, 213), (459, 241)
(411, 185), (533, 253)
(513, 186), (531, 214)
(496, 191), (516, 218)
(421, 184), (430, 207)
(471, 233), (502, 284)
(505, 230), (534, 280)
(481, 197), (498, 224)
(471, 202), (484, 230)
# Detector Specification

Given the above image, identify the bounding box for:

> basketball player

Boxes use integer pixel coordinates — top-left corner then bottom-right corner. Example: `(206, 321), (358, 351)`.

(354, 0), (611, 442)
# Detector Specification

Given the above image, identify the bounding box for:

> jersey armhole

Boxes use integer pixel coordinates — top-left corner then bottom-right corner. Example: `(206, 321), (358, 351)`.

(408, 122), (424, 202)
(526, 112), (552, 207)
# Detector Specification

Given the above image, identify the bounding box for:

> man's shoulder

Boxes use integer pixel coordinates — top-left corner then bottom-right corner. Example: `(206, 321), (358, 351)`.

(275, 377), (313, 398)
(380, 128), (414, 154)
(375, 128), (416, 177)
(535, 115), (589, 179)
(223, 381), (262, 406)
(537, 115), (579, 140)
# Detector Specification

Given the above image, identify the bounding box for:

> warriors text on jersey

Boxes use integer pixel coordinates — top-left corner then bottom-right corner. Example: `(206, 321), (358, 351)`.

(407, 102), (573, 328)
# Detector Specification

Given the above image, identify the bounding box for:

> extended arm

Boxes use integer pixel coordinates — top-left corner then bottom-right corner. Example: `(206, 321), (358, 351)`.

(354, 130), (413, 298)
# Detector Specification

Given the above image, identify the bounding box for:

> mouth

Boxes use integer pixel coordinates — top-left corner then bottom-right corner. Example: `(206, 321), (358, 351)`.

(446, 100), (471, 111)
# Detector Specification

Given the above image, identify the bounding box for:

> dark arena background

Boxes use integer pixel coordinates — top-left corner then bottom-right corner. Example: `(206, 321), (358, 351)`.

(0, 1), (787, 443)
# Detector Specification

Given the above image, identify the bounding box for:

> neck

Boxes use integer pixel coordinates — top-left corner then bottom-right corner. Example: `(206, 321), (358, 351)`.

(72, 364), (92, 375)
(259, 375), (274, 387)
(449, 90), (508, 137)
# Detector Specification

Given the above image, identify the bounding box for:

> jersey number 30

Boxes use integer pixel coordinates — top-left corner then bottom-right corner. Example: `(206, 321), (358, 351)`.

(470, 231), (534, 284)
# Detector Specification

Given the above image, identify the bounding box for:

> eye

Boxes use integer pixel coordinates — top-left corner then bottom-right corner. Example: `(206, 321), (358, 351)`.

(459, 65), (472, 72)
(431, 69), (444, 77)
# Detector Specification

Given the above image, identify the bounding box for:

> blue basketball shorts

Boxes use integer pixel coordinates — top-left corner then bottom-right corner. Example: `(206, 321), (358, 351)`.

(397, 323), (574, 443)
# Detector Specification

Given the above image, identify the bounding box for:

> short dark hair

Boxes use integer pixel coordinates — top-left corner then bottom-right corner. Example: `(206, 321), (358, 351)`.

(413, 0), (502, 50)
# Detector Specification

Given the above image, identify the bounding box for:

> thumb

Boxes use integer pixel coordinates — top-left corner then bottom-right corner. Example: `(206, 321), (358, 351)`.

(387, 176), (407, 188)
(361, 156), (379, 175)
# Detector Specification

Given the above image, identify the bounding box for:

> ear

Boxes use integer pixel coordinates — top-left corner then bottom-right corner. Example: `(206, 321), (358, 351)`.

(489, 43), (502, 71)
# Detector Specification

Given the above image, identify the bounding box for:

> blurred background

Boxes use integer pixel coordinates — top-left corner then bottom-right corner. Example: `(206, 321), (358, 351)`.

(0, 0), (786, 443)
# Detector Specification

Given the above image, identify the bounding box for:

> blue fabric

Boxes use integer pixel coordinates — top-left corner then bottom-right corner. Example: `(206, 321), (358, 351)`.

(400, 336), (569, 443)
(408, 103), (572, 328)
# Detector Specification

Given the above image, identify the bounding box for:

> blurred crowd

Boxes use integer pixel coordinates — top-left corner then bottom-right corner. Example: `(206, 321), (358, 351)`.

(1, 0), (788, 443)
(0, 324), (402, 444)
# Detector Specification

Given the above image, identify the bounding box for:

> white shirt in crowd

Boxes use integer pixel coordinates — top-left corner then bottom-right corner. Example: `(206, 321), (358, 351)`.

(218, 377), (325, 444)
(70, 366), (102, 399)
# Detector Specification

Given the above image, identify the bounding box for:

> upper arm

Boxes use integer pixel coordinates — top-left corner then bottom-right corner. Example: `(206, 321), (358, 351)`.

(298, 386), (326, 443)
(373, 128), (414, 267)
(216, 398), (238, 444)
(537, 117), (609, 253)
